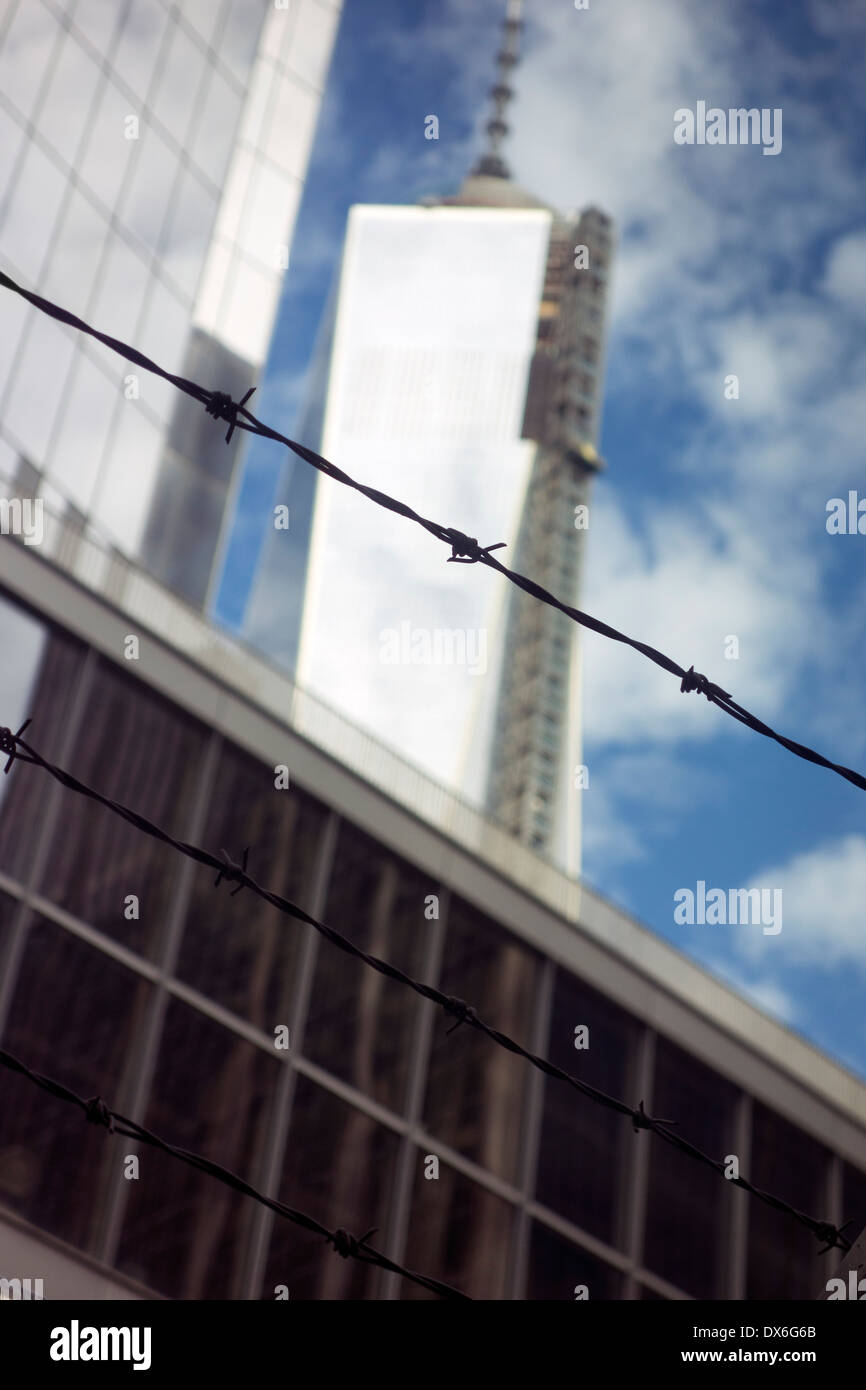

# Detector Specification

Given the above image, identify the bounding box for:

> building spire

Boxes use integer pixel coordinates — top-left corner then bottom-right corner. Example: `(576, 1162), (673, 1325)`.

(471, 0), (524, 180)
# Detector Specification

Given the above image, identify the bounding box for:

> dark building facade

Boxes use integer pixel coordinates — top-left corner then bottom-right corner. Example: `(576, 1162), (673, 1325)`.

(0, 518), (864, 1301)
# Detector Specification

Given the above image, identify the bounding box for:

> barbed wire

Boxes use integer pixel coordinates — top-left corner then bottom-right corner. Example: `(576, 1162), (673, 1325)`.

(2, 268), (865, 798)
(0, 720), (851, 1259)
(0, 1042), (469, 1300)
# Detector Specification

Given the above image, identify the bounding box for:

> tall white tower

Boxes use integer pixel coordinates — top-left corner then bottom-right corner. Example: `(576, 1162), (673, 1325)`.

(247, 0), (614, 877)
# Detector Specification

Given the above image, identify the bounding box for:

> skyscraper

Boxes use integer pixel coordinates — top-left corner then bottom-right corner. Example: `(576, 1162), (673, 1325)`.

(244, 0), (613, 875)
(252, 196), (554, 775)
(0, 0), (342, 609)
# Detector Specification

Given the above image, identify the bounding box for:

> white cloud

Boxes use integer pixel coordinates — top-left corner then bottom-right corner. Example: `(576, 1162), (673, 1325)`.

(735, 834), (866, 970)
(581, 489), (825, 749)
(823, 230), (866, 315)
(690, 300), (843, 423)
(580, 772), (650, 875)
(808, 0), (866, 39)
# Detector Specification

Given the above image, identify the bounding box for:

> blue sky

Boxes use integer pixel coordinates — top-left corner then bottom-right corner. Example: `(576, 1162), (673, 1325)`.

(216, 0), (866, 1079)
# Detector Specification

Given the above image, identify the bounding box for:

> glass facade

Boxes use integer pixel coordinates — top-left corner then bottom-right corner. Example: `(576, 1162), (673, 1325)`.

(536, 971), (639, 1249)
(0, 581), (863, 1300)
(304, 820), (432, 1113)
(115, 996), (279, 1298)
(643, 1037), (738, 1298)
(746, 1103), (832, 1300)
(0, 912), (153, 1255)
(0, 0), (341, 607)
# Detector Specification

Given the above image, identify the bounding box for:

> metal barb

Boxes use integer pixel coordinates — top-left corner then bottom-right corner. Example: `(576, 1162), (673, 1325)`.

(680, 665), (731, 702)
(0, 717), (32, 774)
(205, 386), (256, 444)
(444, 528), (506, 564)
(84, 1095), (114, 1132)
(213, 846), (250, 896)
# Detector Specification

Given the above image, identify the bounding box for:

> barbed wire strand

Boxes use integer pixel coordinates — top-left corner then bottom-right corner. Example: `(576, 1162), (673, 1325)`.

(0, 721), (850, 1258)
(0, 1042), (469, 1300)
(2, 269), (866, 798)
